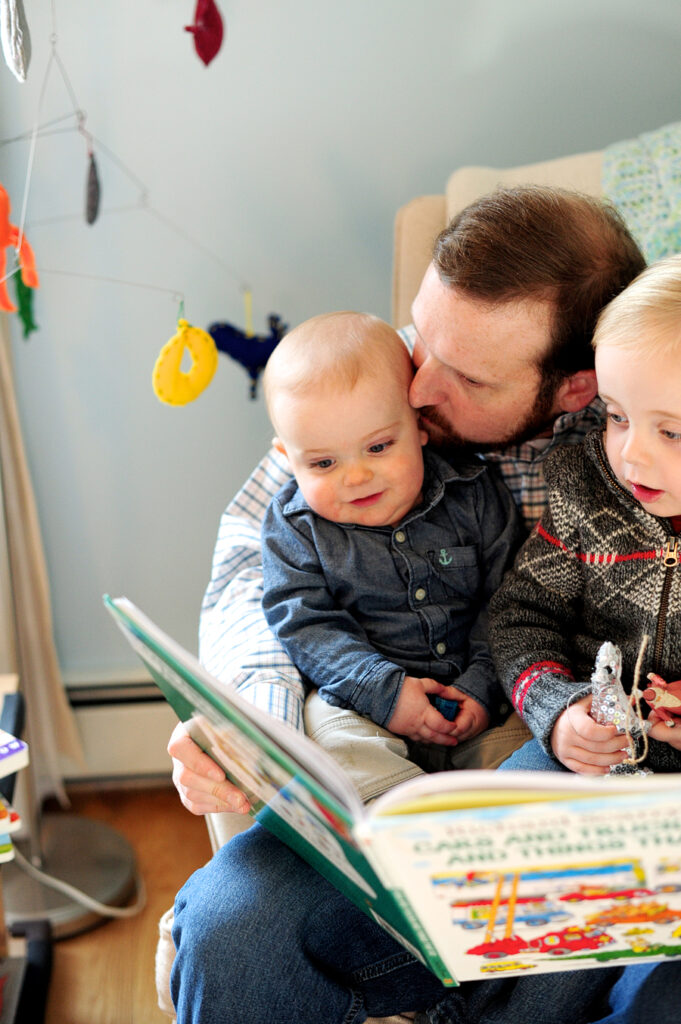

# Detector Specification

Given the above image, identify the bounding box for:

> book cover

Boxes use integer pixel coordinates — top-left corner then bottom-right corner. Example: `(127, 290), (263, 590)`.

(104, 595), (681, 985)
(0, 731), (28, 780)
(357, 772), (681, 980)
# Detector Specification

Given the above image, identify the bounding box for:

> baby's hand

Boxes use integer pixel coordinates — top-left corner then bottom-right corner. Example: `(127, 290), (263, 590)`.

(444, 688), (490, 743)
(387, 676), (461, 744)
(647, 713), (681, 751)
(550, 694), (631, 774)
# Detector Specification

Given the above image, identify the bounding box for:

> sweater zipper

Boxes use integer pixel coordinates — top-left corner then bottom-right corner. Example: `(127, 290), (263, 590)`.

(595, 441), (677, 671)
(653, 536), (679, 667)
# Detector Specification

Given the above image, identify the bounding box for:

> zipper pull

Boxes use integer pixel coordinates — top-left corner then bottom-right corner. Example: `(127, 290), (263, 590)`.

(663, 536), (679, 567)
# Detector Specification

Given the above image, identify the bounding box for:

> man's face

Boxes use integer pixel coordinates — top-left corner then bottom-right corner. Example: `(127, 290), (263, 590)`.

(409, 264), (559, 450)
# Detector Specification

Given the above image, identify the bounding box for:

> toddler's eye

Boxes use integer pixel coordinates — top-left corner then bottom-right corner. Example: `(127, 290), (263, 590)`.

(607, 412), (627, 426)
(662, 430), (681, 442)
(368, 441), (393, 454)
(311, 458), (334, 469)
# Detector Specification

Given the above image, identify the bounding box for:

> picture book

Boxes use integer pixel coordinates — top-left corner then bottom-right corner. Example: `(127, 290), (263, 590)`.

(104, 595), (681, 985)
(0, 731), (28, 780)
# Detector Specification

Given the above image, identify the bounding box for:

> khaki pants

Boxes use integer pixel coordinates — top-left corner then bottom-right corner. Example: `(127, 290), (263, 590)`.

(304, 691), (532, 803)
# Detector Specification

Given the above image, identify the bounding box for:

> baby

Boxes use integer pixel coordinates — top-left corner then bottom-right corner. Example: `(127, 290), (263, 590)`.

(261, 311), (521, 798)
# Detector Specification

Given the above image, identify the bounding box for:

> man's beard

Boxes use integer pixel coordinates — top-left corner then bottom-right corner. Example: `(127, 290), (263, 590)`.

(421, 373), (561, 455)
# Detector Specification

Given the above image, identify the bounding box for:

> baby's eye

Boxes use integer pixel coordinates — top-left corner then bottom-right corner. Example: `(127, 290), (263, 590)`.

(310, 458), (334, 470)
(367, 440), (394, 454)
(607, 412), (628, 426)
(661, 429), (681, 442)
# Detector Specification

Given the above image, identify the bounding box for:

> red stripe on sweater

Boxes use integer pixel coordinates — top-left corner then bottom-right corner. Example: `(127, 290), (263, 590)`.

(535, 523), (660, 563)
(512, 660), (574, 717)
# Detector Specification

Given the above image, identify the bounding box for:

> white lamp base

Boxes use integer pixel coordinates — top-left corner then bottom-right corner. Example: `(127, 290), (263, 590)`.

(2, 812), (139, 939)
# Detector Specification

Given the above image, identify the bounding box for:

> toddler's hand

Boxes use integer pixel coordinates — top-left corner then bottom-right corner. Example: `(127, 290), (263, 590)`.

(550, 694), (631, 774)
(647, 713), (681, 751)
(387, 676), (461, 744)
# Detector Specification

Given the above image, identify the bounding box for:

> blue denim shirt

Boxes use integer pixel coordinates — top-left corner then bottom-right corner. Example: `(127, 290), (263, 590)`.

(261, 450), (523, 728)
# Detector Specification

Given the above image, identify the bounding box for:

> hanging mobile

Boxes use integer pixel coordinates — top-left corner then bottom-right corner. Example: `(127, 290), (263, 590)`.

(153, 303), (219, 406)
(185, 0), (224, 66)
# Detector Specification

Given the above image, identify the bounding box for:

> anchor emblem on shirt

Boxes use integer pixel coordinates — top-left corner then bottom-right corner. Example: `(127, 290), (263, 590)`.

(438, 548), (452, 566)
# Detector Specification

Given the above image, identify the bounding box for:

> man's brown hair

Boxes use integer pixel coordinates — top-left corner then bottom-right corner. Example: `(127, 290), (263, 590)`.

(433, 186), (646, 381)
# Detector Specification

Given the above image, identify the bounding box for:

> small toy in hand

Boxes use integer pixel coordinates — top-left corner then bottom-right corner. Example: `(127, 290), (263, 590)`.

(643, 673), (681, 727)
(589, 639), (651, 775)
(209, 313), (287, 399)
(429, 696), (459, 722)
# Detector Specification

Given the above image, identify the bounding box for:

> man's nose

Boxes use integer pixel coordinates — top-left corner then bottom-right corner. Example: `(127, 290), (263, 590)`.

(409, 359), (443, 409)
(343, 461), (373, 486)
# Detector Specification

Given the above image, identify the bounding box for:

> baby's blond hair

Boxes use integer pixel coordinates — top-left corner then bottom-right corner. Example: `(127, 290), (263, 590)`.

(593, 253), (681, 360)
(263, 312), (412, 432)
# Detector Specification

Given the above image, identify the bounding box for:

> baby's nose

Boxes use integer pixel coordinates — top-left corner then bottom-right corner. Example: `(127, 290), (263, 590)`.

(344, 462), (372, 486)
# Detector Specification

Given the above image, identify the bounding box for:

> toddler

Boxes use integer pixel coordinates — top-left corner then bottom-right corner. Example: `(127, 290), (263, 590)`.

(491, 255), (681, 774)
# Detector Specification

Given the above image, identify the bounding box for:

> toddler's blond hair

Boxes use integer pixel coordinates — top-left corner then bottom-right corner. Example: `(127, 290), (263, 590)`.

(593, 253), (681, 359)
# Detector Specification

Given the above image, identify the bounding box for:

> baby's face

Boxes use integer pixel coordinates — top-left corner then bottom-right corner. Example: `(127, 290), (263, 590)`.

(597, 343), (681, 518)
(274, 372), (428, 527)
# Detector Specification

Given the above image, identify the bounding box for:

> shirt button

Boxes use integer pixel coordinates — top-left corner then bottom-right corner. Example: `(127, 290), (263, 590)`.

(414, 587), (426, 601)
(394, 531), (406, 543)
(436, 642), (446, 655)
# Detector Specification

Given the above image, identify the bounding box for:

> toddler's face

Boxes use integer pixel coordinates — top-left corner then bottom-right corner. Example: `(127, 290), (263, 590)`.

(596, 343), (681, 519)
(274, 372), (428, 527)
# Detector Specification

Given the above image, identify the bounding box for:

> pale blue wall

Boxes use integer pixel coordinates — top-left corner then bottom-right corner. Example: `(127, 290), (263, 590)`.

(1, 0), (680, 676)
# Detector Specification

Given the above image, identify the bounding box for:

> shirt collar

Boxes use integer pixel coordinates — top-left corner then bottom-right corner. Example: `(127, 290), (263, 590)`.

(483, 397), (606, 465)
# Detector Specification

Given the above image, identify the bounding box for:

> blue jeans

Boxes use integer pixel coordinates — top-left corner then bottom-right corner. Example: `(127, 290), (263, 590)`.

(496, 736), (567, 771)
(171, 822), (677, 1024)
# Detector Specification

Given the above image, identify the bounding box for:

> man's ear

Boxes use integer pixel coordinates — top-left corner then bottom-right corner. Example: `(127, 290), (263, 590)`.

(272, 436), (288, 456)
(554, 369), (598, 414)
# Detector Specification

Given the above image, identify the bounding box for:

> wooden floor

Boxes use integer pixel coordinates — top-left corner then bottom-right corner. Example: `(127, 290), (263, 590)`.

(42, 785), (212, 1024)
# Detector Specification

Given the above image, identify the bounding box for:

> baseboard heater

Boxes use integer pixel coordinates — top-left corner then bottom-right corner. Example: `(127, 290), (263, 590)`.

(62, 672), (177, 781)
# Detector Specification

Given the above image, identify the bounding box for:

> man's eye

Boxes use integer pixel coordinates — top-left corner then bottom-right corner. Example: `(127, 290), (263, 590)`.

(460, 373), (482, 388)
(368, 441), (393, 454)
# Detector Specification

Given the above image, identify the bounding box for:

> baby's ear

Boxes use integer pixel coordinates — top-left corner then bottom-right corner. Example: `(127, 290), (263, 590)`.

(272, 436), (287, 456)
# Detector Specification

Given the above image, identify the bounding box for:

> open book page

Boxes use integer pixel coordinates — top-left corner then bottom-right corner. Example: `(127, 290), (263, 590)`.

(357, 774), (681, 982)
(107, 596), (363, 819)
(105, 595), (452, 982)
(366, 766), (681, 816)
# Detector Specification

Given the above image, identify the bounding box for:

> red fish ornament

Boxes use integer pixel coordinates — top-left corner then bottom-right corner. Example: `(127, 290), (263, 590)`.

(185, 0), (224, 66)
(0, 182), (38, 314)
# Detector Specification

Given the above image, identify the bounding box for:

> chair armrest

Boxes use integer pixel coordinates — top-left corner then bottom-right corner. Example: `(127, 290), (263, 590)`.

(205, 810), (252, 853)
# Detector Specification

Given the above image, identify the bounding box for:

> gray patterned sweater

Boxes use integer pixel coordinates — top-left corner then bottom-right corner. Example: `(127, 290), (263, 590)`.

(489, 429), (681, 772)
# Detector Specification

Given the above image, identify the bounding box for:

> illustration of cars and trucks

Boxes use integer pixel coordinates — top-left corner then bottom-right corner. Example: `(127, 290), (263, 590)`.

(467, 925), (615, 960)
(586, 901), (681, 928)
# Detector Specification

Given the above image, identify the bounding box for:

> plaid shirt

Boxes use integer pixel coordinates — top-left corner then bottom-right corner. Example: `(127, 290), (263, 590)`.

(199, 322), (605, 731)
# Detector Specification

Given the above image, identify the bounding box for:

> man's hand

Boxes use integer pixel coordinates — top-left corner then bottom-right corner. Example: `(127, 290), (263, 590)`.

(550, 694), (630, 774)
(168, 720), (251, 816)
(386, 676), (486, 744)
